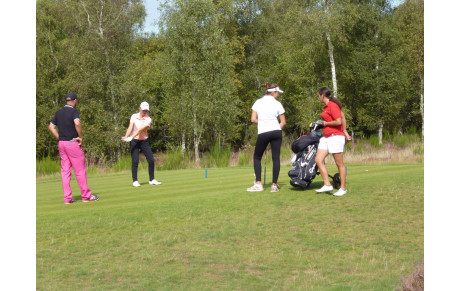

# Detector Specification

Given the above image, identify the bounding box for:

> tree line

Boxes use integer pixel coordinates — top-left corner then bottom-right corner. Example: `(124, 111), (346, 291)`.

(36, 0), (424, 164)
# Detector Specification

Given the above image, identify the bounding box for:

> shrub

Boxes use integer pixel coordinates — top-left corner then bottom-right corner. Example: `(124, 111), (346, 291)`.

(157, 147), (190, 170)
(36, 156), (60, 176)
(368, 134), (382, 147)
(413, 144), (424, 156)
(238, 145), (253, 167)
(391, 133), (421, 148)
(113, 155), (133, 172)
(201, 142), (231, 168)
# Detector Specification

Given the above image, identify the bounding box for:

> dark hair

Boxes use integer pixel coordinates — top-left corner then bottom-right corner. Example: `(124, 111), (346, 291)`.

(318, 87), (342, 109)
(264, 82), (278, 95)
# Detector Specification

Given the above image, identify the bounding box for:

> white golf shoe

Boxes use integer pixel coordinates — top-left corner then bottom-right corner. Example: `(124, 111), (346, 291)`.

(149, 179), (162, 185)
(133, 181), (141, 187)
(333, 188), (347, 196)
(315, 185), (333, 193)
(247, 183), (264, 192)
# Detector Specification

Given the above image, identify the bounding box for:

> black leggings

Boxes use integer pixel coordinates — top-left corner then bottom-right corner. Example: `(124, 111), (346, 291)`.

(253, 130), (282, 184)
(130, 139), (155, 182)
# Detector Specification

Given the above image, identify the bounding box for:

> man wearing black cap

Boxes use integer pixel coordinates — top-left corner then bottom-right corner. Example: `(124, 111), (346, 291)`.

(48, 93), (99, 204)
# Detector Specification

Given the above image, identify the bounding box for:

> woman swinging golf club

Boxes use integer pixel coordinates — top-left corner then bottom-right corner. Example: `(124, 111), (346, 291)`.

(122, 102), (161, 187)
(247, 83), (286, 192)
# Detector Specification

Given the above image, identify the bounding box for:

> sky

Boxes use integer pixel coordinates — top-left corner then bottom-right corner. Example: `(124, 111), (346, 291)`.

(142, 0), (163, 34)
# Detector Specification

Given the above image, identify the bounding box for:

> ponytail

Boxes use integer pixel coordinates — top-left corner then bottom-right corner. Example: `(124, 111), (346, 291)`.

(330, 97), (342, 109)
(318, 87), (342, 109)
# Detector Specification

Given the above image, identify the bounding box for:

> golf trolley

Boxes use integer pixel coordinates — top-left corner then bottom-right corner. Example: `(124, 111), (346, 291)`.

(288, 122), (341, 190)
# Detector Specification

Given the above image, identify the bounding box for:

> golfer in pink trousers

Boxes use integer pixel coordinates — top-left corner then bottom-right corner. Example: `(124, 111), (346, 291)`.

(48, 93), (99, 204)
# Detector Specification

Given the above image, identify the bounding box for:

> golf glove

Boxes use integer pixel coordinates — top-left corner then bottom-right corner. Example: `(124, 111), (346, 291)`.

(124, 136), (133, 142)
(315, 120), (324, 126)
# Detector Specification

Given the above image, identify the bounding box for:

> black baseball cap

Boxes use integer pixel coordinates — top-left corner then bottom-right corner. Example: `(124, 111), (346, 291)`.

(65, 92), (77, 101)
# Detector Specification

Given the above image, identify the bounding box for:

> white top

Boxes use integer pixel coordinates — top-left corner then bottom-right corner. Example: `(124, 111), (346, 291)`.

(251, 95), (285, 134)
(130, 112), (152, 140)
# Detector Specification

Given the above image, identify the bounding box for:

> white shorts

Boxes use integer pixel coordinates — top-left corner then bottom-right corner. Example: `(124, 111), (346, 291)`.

(318, 135), (345, 154)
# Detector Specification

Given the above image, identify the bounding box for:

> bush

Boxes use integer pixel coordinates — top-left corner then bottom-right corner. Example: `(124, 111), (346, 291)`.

(201, 142), (231, 168)
(238, 145), (253, 167)
(368, 135), (382, 148)
(113, 155), (133, 172)
(36, 156), (60, 176)
(157, 147), (190, 171)
(391, 133), (421, 148)
(413, 144), (424, 156)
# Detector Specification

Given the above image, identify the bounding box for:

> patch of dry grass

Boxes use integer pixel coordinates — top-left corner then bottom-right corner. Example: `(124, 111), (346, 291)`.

(341, 142), (424, 164)
(397, 261), (424, 291)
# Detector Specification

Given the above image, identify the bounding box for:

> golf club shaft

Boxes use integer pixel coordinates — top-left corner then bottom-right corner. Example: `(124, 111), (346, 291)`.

(263, 150), (267, 186)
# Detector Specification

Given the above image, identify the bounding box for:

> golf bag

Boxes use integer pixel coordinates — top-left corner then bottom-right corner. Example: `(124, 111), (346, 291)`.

(288, 122), (341, 190)
(288, 131), (321, 189)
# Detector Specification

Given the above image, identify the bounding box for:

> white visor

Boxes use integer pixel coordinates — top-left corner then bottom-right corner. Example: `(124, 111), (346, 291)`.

(267, 87), (284, 93)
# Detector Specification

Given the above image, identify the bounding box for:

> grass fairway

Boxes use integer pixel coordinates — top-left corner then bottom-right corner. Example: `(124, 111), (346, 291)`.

(37, 163), (423, 290)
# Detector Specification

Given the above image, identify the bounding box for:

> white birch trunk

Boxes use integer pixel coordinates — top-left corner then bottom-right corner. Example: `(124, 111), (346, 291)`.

(420, 76), (424, 138)
(378, 123), (383, 145)
(193, 111), (202, 165)
(193, 113), (199, 164)
(326, 31), (338, 97)
(181, 133), (186, 160)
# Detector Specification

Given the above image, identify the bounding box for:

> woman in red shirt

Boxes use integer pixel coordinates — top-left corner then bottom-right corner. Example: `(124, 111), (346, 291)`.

(314, 87), (349, 196)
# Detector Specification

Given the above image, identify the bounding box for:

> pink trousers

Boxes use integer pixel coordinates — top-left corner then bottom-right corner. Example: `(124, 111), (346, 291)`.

(58, 140), (93, 202)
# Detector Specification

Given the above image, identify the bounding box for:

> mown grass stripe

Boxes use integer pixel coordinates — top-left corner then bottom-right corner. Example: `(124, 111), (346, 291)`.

(37, 163), (423, 290)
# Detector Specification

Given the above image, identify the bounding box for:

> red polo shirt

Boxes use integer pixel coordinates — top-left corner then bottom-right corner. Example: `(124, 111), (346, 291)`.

(321, 101), (344, 137)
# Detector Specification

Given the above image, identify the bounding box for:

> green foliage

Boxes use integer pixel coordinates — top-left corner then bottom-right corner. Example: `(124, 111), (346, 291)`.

(159, 0), (243, 162)
(237, 146), (254, 167)
(157, 147), (191, 171)
(36, 156), (60, 176)
(201, 142), (232, 168)
(413, 144), (424, 156)
(114, 155), (135, 172)
(368, 134), (383, 148)
(390, 133), (421, 148)
(36, 0), (424, 166)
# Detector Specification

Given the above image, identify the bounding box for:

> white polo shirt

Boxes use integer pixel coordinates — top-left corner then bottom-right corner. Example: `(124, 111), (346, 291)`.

(130, 112), (152, 140)
(251, 95), (285, 134)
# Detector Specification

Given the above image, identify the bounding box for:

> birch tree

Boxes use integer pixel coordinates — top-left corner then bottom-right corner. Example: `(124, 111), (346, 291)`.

(393, 0), (424, 137)
(159, 0), (241, 165)
(349, 8), (403, 141)
(36, 0), (146, 161)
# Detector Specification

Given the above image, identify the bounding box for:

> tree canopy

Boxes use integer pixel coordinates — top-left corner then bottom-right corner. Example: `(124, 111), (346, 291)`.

(36, 0), (424, 163)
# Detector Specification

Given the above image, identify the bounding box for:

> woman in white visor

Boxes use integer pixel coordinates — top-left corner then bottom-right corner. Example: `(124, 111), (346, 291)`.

(247, 83), (286, 192)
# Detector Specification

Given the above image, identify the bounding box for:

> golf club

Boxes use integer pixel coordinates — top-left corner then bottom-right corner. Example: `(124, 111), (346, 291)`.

(263, 149), (267, 186)
(263, 144), (271, 187)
